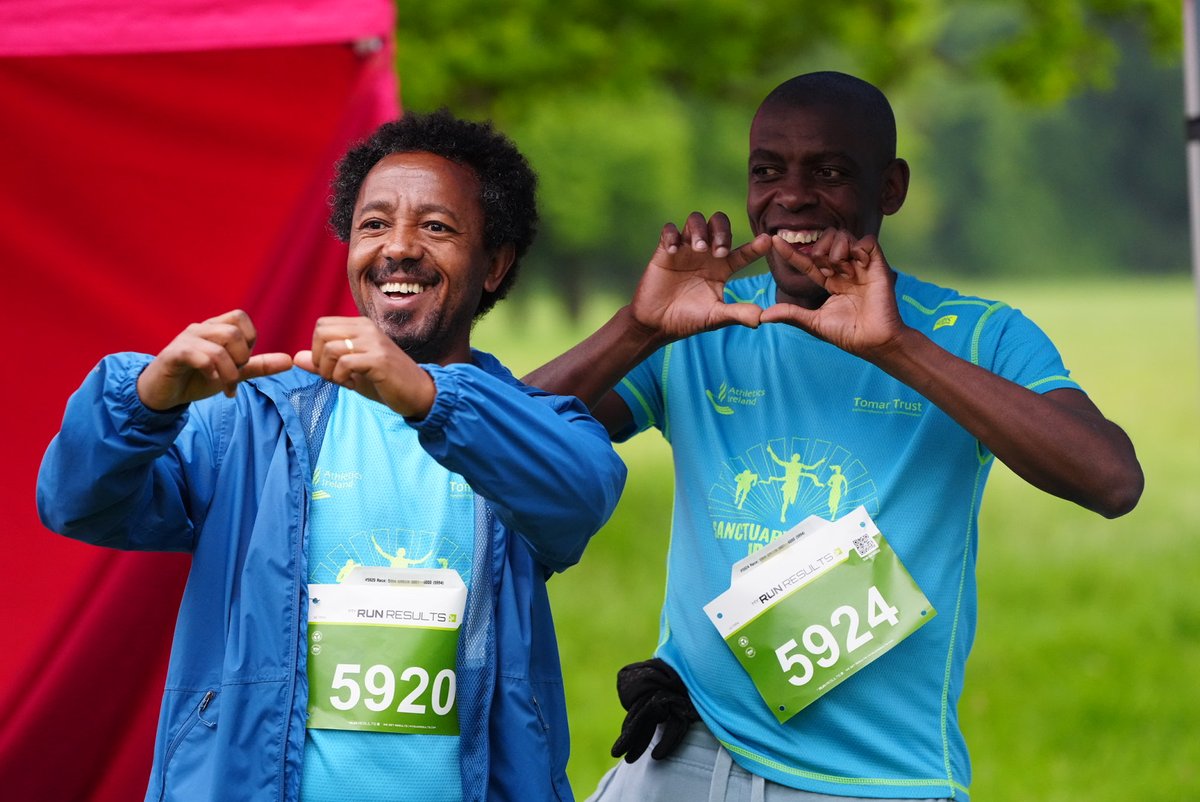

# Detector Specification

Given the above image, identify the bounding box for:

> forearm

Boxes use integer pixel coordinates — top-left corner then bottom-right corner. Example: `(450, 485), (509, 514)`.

(37, 354), (199, 549)
(525, 305), (665, 407)
(869, 328), (1143, 517)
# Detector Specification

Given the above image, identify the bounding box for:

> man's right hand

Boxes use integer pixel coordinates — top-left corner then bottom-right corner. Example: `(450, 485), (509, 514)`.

(137, 309), (293, 411)
(523, 213), (769, 427)
(629, 211), (771, 342)
(610, 657), (700, 763)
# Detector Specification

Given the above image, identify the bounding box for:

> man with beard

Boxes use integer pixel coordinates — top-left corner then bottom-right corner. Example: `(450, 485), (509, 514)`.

(527, 72), (1142, 801)
(37, 109), (626, 802)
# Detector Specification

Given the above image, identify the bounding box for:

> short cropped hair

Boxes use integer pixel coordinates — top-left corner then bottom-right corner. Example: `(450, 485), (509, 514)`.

(761, 72), (898, 164)
(329, 109), (539, 317)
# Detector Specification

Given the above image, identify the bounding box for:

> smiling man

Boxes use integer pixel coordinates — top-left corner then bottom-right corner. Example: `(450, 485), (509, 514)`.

(527, 72), (1142, 801)
(37, 110), (626, 802)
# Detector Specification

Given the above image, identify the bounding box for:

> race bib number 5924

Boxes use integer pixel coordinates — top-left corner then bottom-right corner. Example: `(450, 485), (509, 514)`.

(704, 507), (935, 722)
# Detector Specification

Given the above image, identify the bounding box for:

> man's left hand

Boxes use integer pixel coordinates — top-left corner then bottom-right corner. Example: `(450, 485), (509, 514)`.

(294, 317), (436, 418)
(760, 230), (906, 359)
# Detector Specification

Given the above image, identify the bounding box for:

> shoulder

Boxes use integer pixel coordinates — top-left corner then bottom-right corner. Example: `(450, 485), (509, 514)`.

(893, 271), (1020, 335)
(469, 348), (521, 386)
(894, 273), (1069, 373)
(469, 349), (573, 401)
(456, 349), (582, 411)
(894, 271), (1005, 312)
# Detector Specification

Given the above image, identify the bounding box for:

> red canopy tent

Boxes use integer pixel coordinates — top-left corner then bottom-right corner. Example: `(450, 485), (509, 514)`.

(0, 3), (399, 798)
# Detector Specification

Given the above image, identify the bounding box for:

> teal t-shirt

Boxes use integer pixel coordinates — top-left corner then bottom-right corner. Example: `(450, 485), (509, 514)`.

(301, 388), (475, 802)
(614, 271), (1081, 800)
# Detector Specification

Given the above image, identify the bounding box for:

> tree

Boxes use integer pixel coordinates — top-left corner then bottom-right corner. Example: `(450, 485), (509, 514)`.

(393, 0), (1185, 311)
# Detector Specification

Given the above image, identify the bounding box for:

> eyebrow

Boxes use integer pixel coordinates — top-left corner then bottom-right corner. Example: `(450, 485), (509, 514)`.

(748, 147), (783, 162)
(355, 199), (462, 219)
(749, 147), (860, 169)
(749, 146), (854, 161)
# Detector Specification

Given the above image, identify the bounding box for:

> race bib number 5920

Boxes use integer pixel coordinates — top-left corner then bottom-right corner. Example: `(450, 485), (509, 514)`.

(307, 569), (465, 734)
(307, 624), (459, 734)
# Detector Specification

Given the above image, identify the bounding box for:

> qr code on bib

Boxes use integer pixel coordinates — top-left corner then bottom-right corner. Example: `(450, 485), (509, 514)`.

(852, 534), (879, 559)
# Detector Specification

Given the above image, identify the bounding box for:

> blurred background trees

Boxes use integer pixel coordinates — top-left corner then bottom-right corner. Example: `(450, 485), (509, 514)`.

(393, 0), (1186, 314)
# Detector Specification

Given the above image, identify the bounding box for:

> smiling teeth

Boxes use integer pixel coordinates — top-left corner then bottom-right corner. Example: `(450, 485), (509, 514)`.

(380, 281), (425, 295)
(777, 230), (822, 244)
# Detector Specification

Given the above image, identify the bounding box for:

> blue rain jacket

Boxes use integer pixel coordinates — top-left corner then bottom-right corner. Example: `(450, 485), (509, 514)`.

(37, 350), (625, 802)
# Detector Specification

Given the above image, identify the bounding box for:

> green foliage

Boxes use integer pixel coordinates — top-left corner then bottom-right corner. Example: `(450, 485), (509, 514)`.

(888, 23), (1188, 279)
(396, 0), (1180, 114)
(475, 275), (1200, 801)
(394, 0), (1188, 309)
(508, 89), (697, 307)
(979, 0), (1182, 103)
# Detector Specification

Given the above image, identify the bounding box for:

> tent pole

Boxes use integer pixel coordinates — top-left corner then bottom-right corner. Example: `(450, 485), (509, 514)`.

(1185, 0), (1200, 348)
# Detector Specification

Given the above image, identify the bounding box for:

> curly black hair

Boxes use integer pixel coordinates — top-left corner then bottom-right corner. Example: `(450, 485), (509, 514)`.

(329, 109), (539, 317)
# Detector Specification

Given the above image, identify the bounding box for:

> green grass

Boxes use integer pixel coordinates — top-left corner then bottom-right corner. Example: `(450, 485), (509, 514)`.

(475, 275), (1200, 800)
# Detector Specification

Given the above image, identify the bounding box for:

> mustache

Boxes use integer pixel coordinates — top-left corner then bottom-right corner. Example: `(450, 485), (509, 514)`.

(368, 258), (440, 286)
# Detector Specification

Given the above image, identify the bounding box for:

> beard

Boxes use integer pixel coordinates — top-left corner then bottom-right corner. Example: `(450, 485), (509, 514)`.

(366, 259), (473, 364)
(377, 302), (476, 365)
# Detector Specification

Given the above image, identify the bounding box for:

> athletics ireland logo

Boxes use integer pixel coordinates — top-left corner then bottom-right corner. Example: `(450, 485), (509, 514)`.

(704, 382), (766, 416)
(311, 467), (362, 501)
(707, 437), (879, 557)
(706, 384), (735, 415)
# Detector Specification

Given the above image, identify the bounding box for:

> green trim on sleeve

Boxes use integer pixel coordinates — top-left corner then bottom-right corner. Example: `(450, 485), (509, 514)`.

(969, 302), (1009, 366)
(1027, 375), (1079, 391)
(617, 377), (656, 430)
(899, 295), (994, 317)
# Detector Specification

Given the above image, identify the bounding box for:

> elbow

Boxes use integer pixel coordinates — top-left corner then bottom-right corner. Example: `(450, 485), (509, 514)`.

(518, 453), (627, 574)
(1092, 461), (1145, 519)
(37, 494), (120, 547)
(560, 456), (628, 546)
(36, 479), (74, 536)
(565, 444), (628, 531)
(565, 457), (628, 564)
(1100, 481), (1143, 520)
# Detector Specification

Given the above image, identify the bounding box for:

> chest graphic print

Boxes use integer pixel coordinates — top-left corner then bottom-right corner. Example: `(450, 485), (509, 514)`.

(707, 437), (879, 558)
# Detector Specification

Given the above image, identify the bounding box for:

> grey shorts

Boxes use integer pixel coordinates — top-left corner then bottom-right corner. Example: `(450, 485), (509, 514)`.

(585, 722), (952, 802)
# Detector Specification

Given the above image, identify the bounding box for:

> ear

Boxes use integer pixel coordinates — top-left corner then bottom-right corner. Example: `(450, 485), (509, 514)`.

(880, 158), (910, 217)
(484, 242), (516, 293)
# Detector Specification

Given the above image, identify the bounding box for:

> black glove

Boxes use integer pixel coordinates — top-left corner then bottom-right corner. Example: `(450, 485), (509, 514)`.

(610, 657), (700, 763)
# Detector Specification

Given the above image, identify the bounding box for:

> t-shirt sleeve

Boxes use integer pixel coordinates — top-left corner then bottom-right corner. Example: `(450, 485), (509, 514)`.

(978, 305), (1083, 395)
(611, 344), (668, 442)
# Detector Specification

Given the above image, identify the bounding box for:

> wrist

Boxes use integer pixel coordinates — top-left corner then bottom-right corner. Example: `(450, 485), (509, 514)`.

(395, 366), (438, 420)
(617, 304), (671, 355)
(862, 325), (923, 370)
(136, 363), (182, 412)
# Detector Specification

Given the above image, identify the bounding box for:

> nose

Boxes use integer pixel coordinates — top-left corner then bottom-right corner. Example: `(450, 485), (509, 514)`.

(382, 225), (423, 262)
(774, 172), (818, 212)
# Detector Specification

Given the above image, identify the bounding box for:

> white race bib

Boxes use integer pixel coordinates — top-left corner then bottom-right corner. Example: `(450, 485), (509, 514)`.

(704, 507), (935, 722)
(306, 568), (467, 734)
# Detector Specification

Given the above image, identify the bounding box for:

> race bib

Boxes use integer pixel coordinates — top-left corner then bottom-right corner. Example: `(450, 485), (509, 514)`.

(307, 568), (466, 735)
(704, 507), (935, 723)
